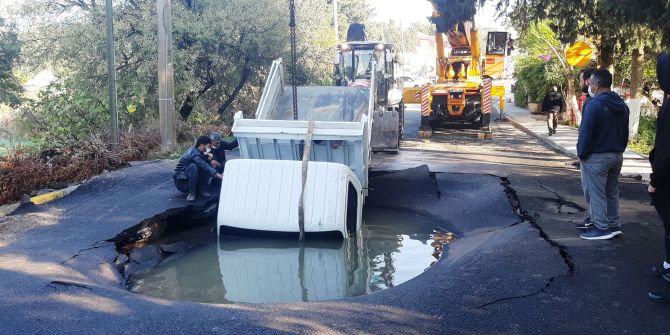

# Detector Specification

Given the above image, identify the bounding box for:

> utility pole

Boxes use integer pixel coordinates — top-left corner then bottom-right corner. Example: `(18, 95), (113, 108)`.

(105, 0), (119, 147)
(157, 0), (177, 151)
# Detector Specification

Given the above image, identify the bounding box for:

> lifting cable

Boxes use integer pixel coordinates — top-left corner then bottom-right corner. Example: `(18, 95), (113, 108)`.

(289, 0), (308, 242)
(289, 0), (305, 161)
(289, 0), (299, 123)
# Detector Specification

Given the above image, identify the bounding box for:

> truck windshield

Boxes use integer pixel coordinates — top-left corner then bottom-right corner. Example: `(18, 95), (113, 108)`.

(342, 49), (376, 81)
(487, 32), (508, 55)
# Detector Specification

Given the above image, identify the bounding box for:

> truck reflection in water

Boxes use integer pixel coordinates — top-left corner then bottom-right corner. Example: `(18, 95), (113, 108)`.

(126, 207), (453, 304)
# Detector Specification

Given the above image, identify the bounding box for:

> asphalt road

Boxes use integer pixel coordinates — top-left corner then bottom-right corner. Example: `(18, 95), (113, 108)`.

(0, 113), (666, 334)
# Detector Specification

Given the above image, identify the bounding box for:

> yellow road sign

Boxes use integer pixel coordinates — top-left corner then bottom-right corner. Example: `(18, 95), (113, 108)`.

(565, 42), (592, 67)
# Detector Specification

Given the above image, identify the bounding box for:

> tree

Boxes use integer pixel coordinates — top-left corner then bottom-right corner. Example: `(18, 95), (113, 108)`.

(429, 0), (485, 31)
(171, 0), (290, 119)
(513, 21), (582, 121)
(614, 26), (662, 100)
(336, 0), (375, 40)
(0, 17), (21, 107)
(620, 0), (670, 46)
(12, 0), (344, 136)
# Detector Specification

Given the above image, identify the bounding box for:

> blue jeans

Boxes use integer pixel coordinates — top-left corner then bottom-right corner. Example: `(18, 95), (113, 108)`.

(580, 163), (591, 218)
(580, 152), (623, 230)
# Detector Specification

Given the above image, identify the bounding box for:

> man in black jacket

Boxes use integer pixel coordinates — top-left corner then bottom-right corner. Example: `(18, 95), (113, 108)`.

(208, 132), (239, 174)
(577, 69), (629, 240)
(173, 136), (223, 201)
(648, 53), (670, 304)
(541, 86), (564, 136)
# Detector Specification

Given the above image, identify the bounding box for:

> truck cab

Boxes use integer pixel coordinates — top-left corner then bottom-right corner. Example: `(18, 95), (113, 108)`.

(335, 41), (404, 152)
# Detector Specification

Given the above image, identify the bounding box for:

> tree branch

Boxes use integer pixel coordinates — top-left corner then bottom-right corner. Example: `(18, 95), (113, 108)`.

(529, 27), (569, 72)
(217, 57), (252, 116)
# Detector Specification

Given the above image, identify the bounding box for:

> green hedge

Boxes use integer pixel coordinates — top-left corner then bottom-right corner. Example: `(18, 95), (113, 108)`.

(629, 114), (657, 155)
(514, 56), (568, 108)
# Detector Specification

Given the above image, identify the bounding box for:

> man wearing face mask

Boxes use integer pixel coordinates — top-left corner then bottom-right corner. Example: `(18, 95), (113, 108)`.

(576, 67), (597, 230)
(581, 68), (597, 110)
(577, 69), (629, 240)
(173, 136), (223, 201)
(208, 131), (239, 174)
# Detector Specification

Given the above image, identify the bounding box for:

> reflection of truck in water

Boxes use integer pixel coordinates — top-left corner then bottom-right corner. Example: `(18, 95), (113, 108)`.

(217, 208), (453, 303)
(403, 2), (510, 132)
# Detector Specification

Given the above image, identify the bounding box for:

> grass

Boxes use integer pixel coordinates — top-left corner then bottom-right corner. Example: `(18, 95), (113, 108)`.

(0, 137), (39, 158)
(628, 140), (653, 156)
(148, 143), (193, 160)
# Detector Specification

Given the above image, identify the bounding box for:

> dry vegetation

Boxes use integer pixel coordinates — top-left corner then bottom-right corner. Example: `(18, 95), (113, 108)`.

(0, 132), (159, 205)
(0, 119), (234, 206)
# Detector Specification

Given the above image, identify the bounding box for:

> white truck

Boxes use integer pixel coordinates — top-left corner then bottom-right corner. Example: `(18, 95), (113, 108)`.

(217, 59), (374, 239)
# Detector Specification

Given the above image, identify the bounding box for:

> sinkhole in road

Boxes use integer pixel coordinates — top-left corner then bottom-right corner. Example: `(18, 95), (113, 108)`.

(112, 204), (453, 304)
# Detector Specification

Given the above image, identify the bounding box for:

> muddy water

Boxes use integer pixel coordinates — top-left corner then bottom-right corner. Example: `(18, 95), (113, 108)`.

(125, 207), (452, 304)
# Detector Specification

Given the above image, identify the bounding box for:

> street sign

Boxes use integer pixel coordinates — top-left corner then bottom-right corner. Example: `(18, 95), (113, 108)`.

(565, 42), (592, 67)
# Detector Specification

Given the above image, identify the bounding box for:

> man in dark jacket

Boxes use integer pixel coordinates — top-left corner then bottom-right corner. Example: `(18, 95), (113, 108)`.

(648, 53), (670, 304)
(208, 131), (239, 174)
(577, 69), (629, 240)
(173, 136), (223, 201)
(576, 67), (598, 230)
(580, 67), (597, 107)
(541, 86), (564, 136)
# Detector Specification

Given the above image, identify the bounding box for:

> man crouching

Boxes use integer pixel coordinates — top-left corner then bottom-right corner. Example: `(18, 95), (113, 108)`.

(173, 136), (223, 201)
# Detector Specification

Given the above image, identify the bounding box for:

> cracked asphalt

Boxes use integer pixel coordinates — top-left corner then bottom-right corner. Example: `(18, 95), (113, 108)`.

(0, 112), (667, 334)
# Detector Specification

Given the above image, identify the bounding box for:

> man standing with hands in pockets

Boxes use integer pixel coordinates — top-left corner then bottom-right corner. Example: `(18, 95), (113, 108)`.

(577, 69), (629, 240)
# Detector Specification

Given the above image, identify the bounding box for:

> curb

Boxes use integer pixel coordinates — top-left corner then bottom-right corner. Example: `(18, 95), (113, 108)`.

(30, 185), (80, 205)
(0, 184), (81, 218)
(504, 114), (578, 159)
(0, 202), (21, 218)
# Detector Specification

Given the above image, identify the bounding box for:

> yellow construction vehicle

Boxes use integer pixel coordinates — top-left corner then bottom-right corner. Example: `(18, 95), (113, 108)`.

(403, 4), (510, 135)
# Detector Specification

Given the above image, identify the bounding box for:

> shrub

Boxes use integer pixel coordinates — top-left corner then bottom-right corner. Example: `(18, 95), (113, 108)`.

(20, 80), (110, 148)
(514, 56), (565, 108)
(629, 114), (657, 155)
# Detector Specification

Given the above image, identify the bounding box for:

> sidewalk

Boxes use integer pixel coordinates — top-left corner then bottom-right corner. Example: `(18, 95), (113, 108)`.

(504, 103), (652, 181)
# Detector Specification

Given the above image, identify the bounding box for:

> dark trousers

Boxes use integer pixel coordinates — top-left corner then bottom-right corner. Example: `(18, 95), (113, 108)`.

(652, 187), (670, 261)
(173, 163), (209, 194)
(546, 112), (558, 131)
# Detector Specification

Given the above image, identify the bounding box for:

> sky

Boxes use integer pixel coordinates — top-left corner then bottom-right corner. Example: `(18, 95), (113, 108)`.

(0, 0), (17, 15)
(368, 0), (511, 31)
(368, 0), (434, 27)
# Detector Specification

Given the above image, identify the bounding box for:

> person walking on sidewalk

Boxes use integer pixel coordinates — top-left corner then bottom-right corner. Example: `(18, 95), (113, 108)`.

(541, 86), (564, 136)
(647, 53), (670, 304)
(577, 69), (629, 240)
